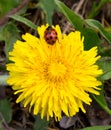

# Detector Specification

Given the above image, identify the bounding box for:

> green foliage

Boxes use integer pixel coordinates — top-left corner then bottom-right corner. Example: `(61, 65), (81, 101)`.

(0, 0), (20, 18)
(81, 125), (111, 130)
(87, 0), (111, 18)
(98, 60), (111, 81)
(55, 0), (111, 49)
(0, 98), (12, 123)
(37, 0), (57, 25)
(10, 14), (37, 30)
(34, 114), (49, 130)
(0, 121), (2, 130)
(80, 27), (101, 50)
(55, 0), (83, 30)
(54, 0), (100, 49)
(92, 85), (111, 115)
(85, 19), (111, 44)
(0, 22), (20, 60)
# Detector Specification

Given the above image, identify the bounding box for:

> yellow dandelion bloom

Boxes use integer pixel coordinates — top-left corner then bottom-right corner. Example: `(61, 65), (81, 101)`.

(7, 24), (103, 121)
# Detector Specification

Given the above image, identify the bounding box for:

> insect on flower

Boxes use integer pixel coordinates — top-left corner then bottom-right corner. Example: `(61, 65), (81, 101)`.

(44, 26), (58, 45)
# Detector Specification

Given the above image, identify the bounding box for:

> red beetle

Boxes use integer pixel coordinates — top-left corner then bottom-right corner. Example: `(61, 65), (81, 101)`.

(44, 26), (57, 45)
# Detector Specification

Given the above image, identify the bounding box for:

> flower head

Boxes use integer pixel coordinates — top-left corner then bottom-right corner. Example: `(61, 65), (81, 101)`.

(7, 24), (103, 121)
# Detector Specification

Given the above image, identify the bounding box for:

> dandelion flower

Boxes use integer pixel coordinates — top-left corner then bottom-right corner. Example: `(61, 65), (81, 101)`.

(7, 24), (103, 121)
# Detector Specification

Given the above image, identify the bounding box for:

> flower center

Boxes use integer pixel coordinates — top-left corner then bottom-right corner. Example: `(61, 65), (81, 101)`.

(47, 61), (67, 82)
(49, 62), (66, 75)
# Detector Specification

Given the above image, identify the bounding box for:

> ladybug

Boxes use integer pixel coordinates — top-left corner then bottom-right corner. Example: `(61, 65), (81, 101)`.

(44, 26), (57, 45)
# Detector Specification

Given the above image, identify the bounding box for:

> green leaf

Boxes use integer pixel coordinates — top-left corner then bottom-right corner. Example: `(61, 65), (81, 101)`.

(0, 98), (12, 123)
(92, 59), (111, 115)
(0, 22), (20, 60)
(81, 125), (111, 130)
(100, 45), (111, 57)
(0, 121), (2, 130)
(0, 0), (20, 18)
(10, 14), (37, 30)
(87, 0), (110, 18)
(55, 0), (83, 30)
(92, 85), (106, 108)
(34, 114), (49, 130)
(85, 19), (111, 44)
(92, 85), (111, 115)
(0, 31), (5, 41)
(54, 0), (102, 50)
(81, 27), (101, 50)
(38, 0), (56, 25)
(97, 60), (111, 80)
